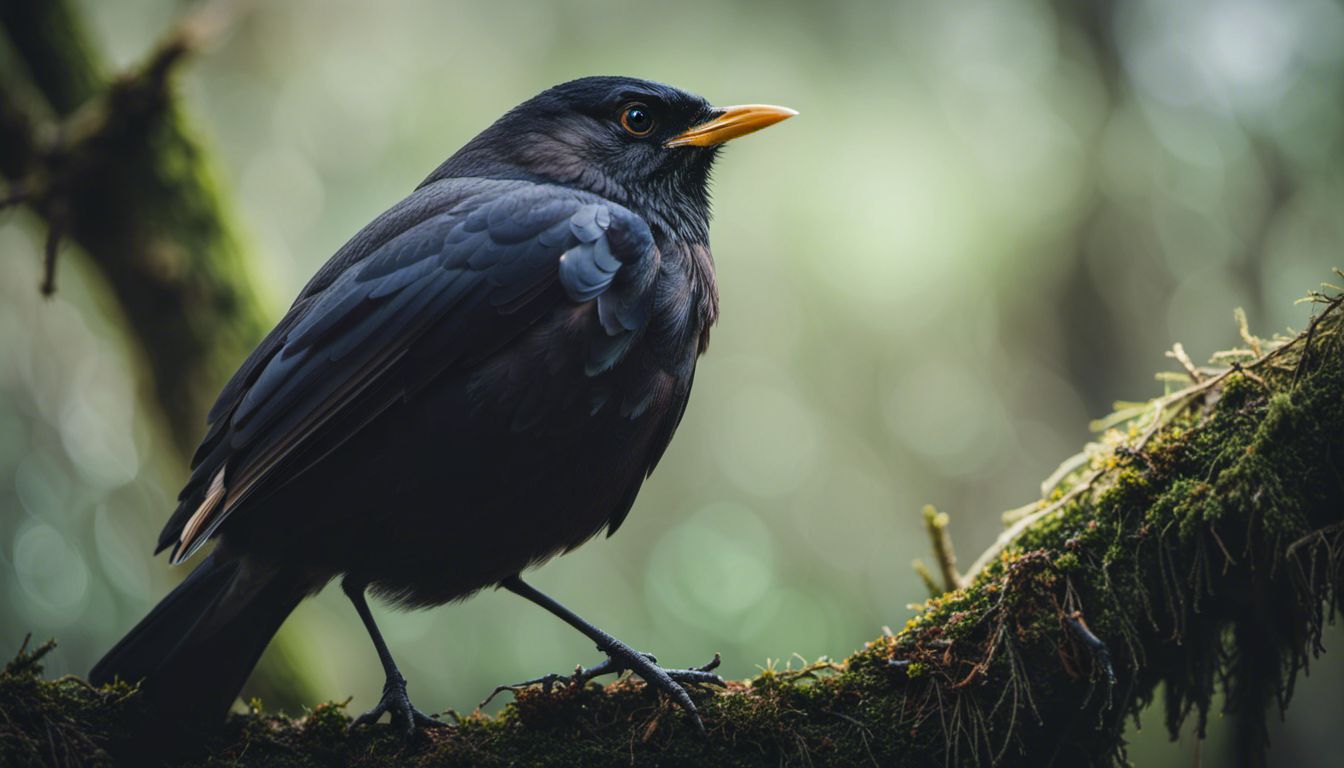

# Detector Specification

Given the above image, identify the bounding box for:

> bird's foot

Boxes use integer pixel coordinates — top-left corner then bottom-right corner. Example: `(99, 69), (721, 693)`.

(481, 644), (724, 733)
(349, 673), (446, 738)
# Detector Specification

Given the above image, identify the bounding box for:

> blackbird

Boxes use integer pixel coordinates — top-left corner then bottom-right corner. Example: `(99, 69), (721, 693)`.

(90, 76), (794, 735)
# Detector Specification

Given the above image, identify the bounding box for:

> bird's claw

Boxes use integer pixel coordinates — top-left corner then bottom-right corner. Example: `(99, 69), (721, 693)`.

(610, 645), (724, 734)
(480, 646), (725, 734)
(349, 675), (446, 738)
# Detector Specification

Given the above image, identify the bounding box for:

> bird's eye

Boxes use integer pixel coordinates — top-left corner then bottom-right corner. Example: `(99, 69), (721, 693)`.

(619, 103), (655, 137)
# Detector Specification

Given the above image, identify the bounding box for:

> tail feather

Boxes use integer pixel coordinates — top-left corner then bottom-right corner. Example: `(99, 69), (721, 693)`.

(91, 554), (305, 725)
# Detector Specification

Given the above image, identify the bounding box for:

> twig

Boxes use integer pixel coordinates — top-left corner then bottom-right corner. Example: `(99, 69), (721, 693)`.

(1209, 526), (1237, 575)
(1292, 292), (1344, 387)
(1166, 342), (1203, 383)
(921, 505), (961, 593)
(1230, 361), (1267, 390)
(125, 0), (250, 88)
(1039, 450), (1092, 499)
(4, 635), (57, 677)
(912, 559), (942, 599)
(1235, 307), (1262, 357)
(1001, 501), (1040, 526)
(963, 470), (1101, 585)
(1293, 312), (1321, 387)
(1285, 522), (1344, 562)
(40, 202), (65, 297)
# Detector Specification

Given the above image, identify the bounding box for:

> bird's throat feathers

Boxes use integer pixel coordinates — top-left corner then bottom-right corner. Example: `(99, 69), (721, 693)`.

(426, 124), (718, 245)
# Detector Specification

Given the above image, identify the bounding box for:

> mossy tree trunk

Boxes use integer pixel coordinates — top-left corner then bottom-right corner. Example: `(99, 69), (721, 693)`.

(0, 0), (269, 457)
(0, 0), (315, 712)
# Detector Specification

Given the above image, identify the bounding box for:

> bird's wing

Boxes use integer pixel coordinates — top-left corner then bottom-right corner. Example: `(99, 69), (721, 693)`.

(158, 179), (660, 563)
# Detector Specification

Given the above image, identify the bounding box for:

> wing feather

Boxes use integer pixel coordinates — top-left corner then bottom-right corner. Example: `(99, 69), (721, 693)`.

(160, 179), (659, 562)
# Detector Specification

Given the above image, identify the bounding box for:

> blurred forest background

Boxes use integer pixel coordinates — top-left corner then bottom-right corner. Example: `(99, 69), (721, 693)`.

(2, 0), (1343, 764)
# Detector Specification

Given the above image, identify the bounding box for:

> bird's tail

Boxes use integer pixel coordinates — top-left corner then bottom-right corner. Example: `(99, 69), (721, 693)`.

(90, 553), (307, 726)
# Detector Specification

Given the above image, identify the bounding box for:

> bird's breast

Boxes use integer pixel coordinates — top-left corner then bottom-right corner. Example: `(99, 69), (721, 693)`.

(234, 238), (716, 606)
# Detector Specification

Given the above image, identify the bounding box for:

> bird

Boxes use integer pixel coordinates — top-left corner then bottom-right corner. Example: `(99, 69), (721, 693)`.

(89, 76), (795, 737)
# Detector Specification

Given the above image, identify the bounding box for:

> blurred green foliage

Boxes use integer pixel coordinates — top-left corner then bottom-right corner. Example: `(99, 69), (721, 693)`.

(2, 0), (1342, 764)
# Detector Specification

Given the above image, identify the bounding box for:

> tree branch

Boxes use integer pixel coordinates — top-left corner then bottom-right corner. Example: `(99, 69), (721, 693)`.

(0, 0), (311, 713)
(4, 288), (1341, 767)
(0, 0), (270, 458)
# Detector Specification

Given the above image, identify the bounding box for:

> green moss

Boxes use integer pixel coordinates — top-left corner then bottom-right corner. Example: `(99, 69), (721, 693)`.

(0, 639), (139, 768)
(4, 294), (1343, 766)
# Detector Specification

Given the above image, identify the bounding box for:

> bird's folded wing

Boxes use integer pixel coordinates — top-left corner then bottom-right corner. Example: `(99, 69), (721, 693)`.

(158, 179), (660, 563)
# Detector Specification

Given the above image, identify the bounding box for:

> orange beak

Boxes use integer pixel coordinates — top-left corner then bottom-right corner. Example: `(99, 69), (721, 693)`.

(665, 104), (798, 148)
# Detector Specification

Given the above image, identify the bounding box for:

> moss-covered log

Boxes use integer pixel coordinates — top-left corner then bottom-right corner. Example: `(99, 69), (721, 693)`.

(3, 289), (1342, 767)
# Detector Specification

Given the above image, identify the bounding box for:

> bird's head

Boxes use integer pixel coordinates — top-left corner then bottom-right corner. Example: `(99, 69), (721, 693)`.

(431, 76), (796, 240)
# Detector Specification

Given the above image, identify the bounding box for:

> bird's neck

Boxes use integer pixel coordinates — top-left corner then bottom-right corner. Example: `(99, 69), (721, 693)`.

(426, 131), (715, 243)
(423, 138), (719, 338)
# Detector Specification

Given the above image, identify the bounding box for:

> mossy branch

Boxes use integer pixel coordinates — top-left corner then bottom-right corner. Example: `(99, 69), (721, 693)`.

(5, 287), (1343, 767)
(0, 0), (315, 714)
(0, 0), (270, 459)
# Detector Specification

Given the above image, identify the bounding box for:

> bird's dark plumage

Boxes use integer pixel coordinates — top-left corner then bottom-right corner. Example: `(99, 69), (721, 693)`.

(91, 76), (793, 734)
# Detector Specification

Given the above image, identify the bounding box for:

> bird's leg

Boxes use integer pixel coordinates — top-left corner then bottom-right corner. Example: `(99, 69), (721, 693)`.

(342, 577), (445, 736)
(488, 575), (725, 733)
